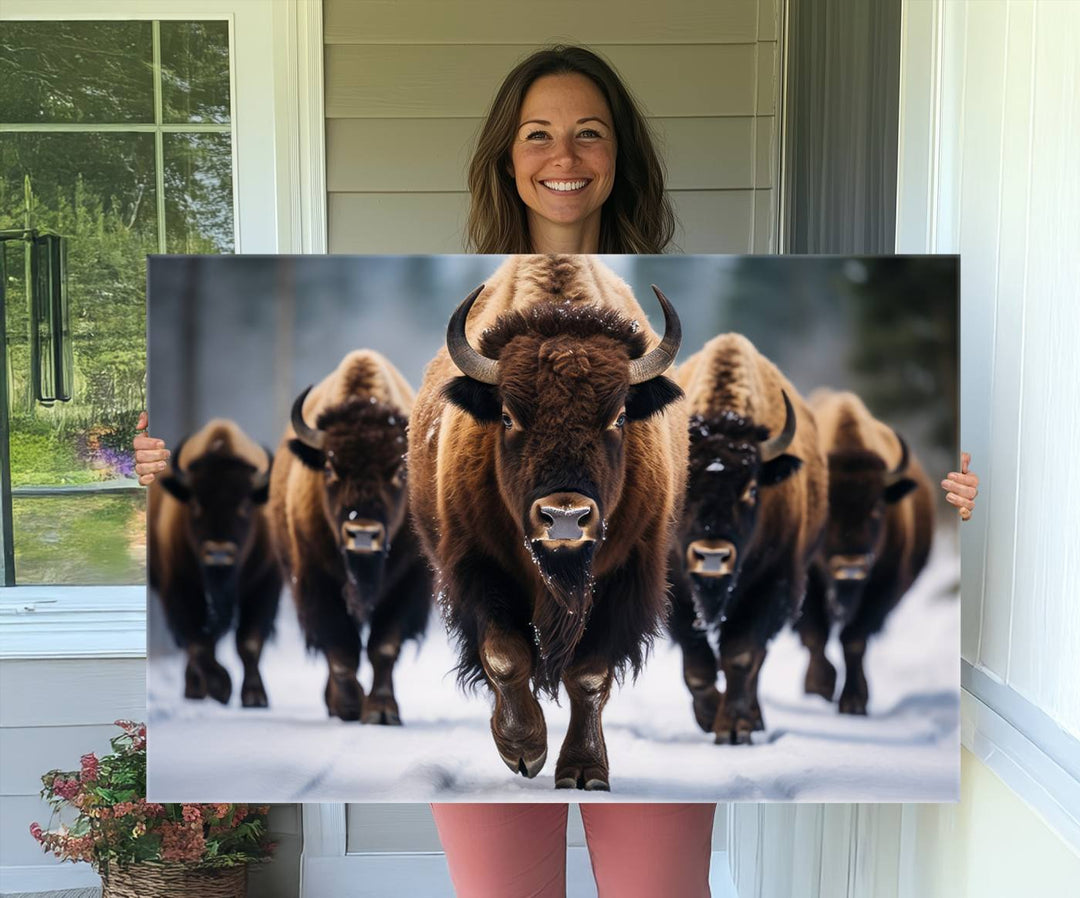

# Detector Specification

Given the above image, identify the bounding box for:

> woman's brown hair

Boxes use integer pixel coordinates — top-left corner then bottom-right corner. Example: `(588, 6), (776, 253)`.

(466, 46), (676, 254)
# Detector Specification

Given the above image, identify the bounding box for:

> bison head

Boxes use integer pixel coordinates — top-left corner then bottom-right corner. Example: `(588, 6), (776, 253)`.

(159, 440), (271, 637)
(823, 434), (917, 621)
(288, 390), (408, 619)
(679, 395), (801, 624)
(442, 284), (682, 670)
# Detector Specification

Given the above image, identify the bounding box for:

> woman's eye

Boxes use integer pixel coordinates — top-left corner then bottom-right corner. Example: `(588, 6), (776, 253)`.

(502, 413), (514, 430)
(525, 130), (550, 141)
(578, 129), (602, 139)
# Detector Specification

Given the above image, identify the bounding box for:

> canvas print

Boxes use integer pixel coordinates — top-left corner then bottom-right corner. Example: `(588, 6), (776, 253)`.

(146, 253), (959, 802)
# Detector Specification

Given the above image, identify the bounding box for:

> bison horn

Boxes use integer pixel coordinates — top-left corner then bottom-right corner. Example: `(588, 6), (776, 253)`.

(628, 286), (682, 385)
(291, 386), (326, 450)
(885, 430), (910, 485)
(760, 391), (796, 462)
(447, 284), (500, 385)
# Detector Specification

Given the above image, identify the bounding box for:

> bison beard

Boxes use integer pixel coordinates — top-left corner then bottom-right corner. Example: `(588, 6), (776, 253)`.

(341, 551), (387, 624)
(528, 542), (595, 696)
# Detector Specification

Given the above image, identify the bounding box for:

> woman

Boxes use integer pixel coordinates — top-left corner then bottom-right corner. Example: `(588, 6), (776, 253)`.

(135, 45), (979, 898)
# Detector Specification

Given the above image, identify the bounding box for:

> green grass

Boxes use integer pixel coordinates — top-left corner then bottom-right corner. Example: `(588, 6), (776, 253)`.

(13, 492), (146, 585)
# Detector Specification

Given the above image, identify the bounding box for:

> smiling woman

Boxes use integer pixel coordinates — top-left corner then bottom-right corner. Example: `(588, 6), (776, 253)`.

(466, 45), (674, 254)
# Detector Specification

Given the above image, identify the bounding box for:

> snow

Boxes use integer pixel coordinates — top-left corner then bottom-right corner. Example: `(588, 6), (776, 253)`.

(147, 532), (959, 803)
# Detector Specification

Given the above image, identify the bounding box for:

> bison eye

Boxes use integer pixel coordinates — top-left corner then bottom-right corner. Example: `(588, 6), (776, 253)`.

(611, 411), (627, 430)
(501, 412), (514, 430)
(741, 482), (758, 504)
(391, 465), (407, 488)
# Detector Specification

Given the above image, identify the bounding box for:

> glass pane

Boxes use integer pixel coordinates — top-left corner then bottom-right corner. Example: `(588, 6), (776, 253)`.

(164, 132), (234, 253)
(0, 21), (154, 124)
(12, 492), (146, 585)
(2, 131), (153, 509)
(160, 20), (232, 124)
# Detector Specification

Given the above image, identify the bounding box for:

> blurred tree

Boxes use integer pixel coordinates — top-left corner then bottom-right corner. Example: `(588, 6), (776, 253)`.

(840, 257), (958, 451)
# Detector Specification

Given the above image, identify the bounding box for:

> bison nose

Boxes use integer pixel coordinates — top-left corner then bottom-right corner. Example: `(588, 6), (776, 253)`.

(342, 520), (386, 554)
(529, 493), (601, 544)
(828, 554), (873, 581)
(687, 540), (737, 577)
(200, 541), (238, 567)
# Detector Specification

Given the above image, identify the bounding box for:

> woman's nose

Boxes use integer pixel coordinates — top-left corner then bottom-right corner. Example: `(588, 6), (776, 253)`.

(549, 134), (578, 166)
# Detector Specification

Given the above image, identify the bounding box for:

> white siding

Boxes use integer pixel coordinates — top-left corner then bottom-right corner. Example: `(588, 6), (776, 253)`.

(323, 0), (783, 254)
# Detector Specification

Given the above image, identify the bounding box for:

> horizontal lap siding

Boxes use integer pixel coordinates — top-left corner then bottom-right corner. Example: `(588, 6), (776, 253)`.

(0, 659), (145, 868)
(324, 0), (781, 254)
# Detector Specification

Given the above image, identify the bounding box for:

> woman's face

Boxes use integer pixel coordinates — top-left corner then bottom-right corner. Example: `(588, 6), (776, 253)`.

(509, 73), (617, 240)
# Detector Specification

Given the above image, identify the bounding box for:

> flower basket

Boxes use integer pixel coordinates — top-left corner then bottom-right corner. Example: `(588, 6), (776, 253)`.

(31, 721), (274, 893)
(101, 861), (247, 898)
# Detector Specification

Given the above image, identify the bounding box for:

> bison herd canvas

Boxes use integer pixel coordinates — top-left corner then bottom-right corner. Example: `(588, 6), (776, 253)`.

(147, 254), (957, 800)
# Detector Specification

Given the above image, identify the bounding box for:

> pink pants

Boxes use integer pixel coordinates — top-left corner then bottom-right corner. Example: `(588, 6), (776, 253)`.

(431, 802), (716, 898)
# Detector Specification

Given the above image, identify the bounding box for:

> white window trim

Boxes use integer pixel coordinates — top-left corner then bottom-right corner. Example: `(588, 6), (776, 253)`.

(0, 0), (326, 659)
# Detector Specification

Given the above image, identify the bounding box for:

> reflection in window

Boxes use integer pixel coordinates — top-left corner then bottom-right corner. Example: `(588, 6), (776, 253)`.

(0, 19), (234, 585)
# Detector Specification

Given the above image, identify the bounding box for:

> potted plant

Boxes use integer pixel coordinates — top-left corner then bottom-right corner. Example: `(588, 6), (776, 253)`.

(30, 720), (274, 897)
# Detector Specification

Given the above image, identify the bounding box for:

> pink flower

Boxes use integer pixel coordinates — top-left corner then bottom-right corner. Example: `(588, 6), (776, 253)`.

(53, 778), (80, 801)
(181, 805), (202, 824)
(80, 753), (99, 782)
(29, 822), (43, 842)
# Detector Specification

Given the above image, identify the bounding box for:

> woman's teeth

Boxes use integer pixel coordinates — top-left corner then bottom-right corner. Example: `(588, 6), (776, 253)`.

(542, 179), (588, 192)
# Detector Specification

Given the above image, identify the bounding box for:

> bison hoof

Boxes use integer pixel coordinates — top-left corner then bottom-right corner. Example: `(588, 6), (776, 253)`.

(361, 695), (402, 726)
(205, 665), (232, 705)
(241, 682), (269, 708)
(491, 699), (547, 779)
(325, 676), (364, 722)
(838, 692), (868, 715)
(713, 708), (757, 745)
(691, 686), (722, 734)
(750, 705), (765, 732)
(804, 659), (837, 701)
(555, 765), (610, 791)
(496, 746), (548, 779)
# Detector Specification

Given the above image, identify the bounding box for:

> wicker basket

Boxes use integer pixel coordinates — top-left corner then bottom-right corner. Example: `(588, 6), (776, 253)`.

(100, 862), (247, 898)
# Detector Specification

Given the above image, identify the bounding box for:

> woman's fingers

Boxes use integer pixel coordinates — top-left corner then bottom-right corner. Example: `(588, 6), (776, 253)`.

(943, 452), (978, 521)
(133, 411), (169, 485)
(940, 478), (978, 500)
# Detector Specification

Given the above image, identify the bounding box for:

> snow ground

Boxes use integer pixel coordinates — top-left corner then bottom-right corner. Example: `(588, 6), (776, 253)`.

(147, 532), (959, 803)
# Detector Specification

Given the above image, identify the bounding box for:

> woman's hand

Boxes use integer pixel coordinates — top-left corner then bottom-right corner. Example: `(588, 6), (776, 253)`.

(133, 411), (170, 486)
(941, 451), (979, 521)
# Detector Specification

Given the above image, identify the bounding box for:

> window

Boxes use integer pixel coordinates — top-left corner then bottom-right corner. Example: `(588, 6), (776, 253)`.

(1, 19), (234, 585)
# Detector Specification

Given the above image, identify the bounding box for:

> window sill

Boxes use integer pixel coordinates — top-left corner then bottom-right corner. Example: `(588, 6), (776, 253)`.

(961, 661), (1080, 852)
(0, 585), (145, 659)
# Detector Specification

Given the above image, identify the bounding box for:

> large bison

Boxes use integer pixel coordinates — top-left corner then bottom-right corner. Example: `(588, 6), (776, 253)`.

(409, 255), (687, 790)
(668, 333), (828, 744)
(270, 349), (432, 724)
(149, 419), (280, 707)
(795, 388), (933, 714)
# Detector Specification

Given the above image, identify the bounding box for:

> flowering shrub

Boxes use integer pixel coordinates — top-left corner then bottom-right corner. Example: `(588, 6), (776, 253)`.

(30, 721), (273, 873)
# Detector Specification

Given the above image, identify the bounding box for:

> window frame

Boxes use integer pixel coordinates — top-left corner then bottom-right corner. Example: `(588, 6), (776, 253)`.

(0, 0), (326, 658)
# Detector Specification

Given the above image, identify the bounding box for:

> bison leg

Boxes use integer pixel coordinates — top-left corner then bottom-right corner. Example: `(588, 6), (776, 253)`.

(838, 636), (869, 715)
(480, 627), (547, 779)
(293, 566), (364, 720)
(185, 642), (231, 705)
(714, 642), (766, 745)
(364, 626), (402, 726)
(236, 568), (281, 709)
(796, 565), (837, 702)
(555, 659), (613, 791)
(667, 565), (721, 733)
